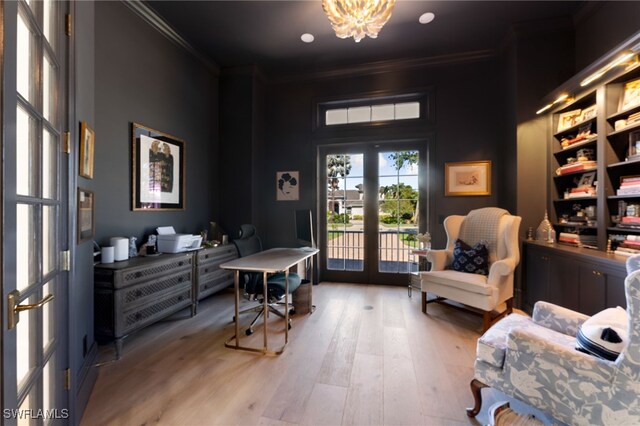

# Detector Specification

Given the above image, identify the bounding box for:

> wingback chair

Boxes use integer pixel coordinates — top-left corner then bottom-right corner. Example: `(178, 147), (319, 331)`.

(421, 208), (521, 331)
(467, 255), (640, 425)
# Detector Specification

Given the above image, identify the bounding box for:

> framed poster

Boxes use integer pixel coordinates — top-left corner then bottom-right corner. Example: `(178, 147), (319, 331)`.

(79, 121), (95, 179)
(621, 78), (640, 111)
(276, 171), (299, 201)
(445, 161), (491, 196)
(77, 188), (95, 243)
(131, 123), (185, 211)
(557, 109), (582, 132)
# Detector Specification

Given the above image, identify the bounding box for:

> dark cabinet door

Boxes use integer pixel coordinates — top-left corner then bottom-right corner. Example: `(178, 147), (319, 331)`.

(549, 256), (580, 312)
(605, 269), (627, 310)
(525, 248), (550, 311)
(579, 265), (607, 316)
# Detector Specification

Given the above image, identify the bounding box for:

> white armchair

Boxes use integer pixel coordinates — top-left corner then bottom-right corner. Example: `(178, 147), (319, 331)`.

(421, 208), (521, 331)
(467, 256), (640, 425)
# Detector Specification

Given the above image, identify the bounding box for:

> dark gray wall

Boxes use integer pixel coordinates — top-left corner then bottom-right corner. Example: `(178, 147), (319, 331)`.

(513, 22), (575, 237)
(575, 2), (640, 71)
(72, 1), (97, 420)
(250, 57), (505, 250)
(94, 1), (219, 246)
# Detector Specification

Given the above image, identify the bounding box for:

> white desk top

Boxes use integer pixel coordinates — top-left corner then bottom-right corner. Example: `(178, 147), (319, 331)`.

(220, 247), (319, 273)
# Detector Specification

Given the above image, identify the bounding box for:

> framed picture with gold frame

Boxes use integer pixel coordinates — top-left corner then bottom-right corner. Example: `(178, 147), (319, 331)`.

(621, 78), (640, 111)
(79, 121), (95, 179)
(445, 161), (491, 196)
(77, 188), (95, 244)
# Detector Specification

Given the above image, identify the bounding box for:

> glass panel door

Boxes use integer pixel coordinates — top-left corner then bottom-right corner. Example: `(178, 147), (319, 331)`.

(326, 154), (364, 272)
(377, 151), (420, 273)
(320, 143), (427, 285)
(3, 0), (68, 422)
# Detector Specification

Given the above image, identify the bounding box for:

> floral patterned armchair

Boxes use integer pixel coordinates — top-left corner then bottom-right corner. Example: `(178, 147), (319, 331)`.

(466, 256), (640, 425)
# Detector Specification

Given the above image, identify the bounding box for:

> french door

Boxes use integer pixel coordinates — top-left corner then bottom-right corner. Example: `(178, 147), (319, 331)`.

(319, 141), (428, 285)
(2, 0), (69, 423)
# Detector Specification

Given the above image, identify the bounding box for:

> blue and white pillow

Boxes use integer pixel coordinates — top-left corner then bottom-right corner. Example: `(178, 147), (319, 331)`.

(576, 306), (628, 361)
(450, 239), (489, 275)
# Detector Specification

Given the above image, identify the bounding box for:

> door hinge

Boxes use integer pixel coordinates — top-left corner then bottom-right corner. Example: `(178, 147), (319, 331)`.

(64, 369), (71, 390)
(61, 250), (71, 271)
(63, 132), (71, 154)
(65, 14), (72, 36)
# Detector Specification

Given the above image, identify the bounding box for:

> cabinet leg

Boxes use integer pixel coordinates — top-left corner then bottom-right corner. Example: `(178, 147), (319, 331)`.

(466, 379), (488, 417)
(421, 292), (427, 313)
(115, 339), (123, 360)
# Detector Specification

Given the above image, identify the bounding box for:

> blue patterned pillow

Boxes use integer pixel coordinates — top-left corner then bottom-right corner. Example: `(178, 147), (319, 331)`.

(451, 239), (489, 275)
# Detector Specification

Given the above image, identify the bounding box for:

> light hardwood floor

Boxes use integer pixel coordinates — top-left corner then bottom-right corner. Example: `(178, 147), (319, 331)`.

(80, 283), (518, 425)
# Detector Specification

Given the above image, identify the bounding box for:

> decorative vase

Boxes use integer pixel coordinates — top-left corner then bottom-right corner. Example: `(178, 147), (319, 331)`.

(536, 211), (553, 242)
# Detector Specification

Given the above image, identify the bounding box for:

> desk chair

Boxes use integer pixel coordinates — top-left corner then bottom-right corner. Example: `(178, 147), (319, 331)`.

(232, 224), (302, 335)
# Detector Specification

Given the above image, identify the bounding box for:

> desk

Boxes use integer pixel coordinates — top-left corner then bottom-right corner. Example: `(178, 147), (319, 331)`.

(220, 247), (319, 355)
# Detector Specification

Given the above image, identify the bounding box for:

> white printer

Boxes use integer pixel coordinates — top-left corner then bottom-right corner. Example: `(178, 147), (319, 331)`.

(156, 226), (203, 253)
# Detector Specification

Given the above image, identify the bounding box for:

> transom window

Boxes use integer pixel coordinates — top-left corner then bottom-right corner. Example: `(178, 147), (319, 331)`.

(317, 91), (429, 128)
(326, 101), (420, 125)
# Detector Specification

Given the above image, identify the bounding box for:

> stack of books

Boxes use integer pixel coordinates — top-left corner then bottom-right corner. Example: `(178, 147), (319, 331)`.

(618, 216), (640, 230)
(579, 234), (598, 249)
(558, 232), (597, 248)
(627, 111), (640, 125)
(614, 235), (640, 256)
(559, 233), (580, 246)
(617, 176), (640, 195)
(567, 187), (596, 198)
(556, 161), (597, 175)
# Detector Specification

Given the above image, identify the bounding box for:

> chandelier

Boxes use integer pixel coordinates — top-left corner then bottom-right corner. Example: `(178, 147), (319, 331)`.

(322, 0), (396, 43)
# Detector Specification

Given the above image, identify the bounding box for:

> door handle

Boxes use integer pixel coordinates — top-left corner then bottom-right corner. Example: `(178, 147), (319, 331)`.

(7, 290), (54, 330)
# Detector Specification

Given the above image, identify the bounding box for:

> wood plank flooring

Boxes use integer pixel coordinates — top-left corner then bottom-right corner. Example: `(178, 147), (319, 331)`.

(80, 283), (528, 425)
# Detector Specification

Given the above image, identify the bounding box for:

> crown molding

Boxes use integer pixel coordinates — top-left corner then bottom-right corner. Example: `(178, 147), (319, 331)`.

(268, 49), (497, 84)
(122, 0), (219, 76)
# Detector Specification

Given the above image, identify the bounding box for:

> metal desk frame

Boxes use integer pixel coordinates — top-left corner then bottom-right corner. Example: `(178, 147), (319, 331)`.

(220, 247), (319, 355)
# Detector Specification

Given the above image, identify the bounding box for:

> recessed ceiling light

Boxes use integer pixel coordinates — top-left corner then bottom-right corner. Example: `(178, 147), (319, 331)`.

(301, 33), (315, 43)
(419, 12), (435, 24)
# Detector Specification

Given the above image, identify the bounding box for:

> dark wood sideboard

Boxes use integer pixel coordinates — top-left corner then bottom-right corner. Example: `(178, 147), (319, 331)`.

(95, 245), (238, 358)
(522, 241), (627, 316)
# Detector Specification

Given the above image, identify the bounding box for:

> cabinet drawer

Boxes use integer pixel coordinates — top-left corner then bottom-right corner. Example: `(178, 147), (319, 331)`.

(118, 269), (193, 310)
(120, 287), (193, 336)
(197, 245), (237, 265)
(198, 270), (234, 300)
(116, 255), (192, 289)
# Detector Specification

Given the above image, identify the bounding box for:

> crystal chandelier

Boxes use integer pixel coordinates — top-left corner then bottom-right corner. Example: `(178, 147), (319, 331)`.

(322, 0), (396, 43)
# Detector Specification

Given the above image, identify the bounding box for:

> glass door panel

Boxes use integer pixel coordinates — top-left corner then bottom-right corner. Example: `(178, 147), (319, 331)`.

(17, 11), (36, 104)
(42, 205), (57, 276)
(42, 129), (58, 200)
(377, 151), (420, 273)
(326, 154), (364, 272)
(16, 107), (38, 197)
(16, 204), (37, 292)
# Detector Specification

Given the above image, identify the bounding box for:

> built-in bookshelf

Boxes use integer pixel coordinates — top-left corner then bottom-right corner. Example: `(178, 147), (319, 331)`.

(550, 92), (599, 249)
(547, 63), (640, 255)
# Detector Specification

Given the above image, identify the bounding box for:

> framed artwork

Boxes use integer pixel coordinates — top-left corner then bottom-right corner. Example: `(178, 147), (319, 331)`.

(579, 104), (597, 123)
(79, 121), (95, 179)
(276, 171), (299, 201)
(577, 171), (596, 187)
(77, 188), (95, 244)
(557, 109), (582, 132)
(621, 78), (640, 111)
(445, 161), (491, 196)
(131, 123), (185, 211)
